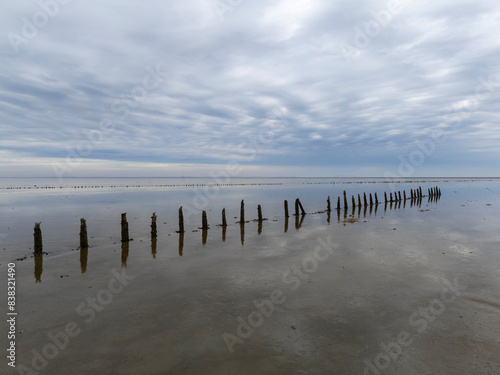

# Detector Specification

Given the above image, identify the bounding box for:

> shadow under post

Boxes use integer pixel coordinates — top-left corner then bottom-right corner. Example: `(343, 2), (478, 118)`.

(178, 232), (184, 256)
(121, 241), (129, 268)
(240, 222), (245, 245)
(202, 229), (208, 245)
(80, 247), (88, 273)
(34, 253), (43, 283)
(151, 237), (157, 259)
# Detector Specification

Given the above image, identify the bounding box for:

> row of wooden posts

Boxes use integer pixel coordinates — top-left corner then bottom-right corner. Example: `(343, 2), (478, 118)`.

(32, 186), (441, 254)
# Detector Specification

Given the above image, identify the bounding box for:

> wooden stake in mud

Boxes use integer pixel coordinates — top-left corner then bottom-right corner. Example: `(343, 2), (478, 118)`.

(358, 194), (362, 207)
(390, 193), (393, 202)
(240, 200), (245, 223)
(257, 205), (263, 221)
(178, 206), (185, 233)
(294, 198), (300, 216)
(419, 186), (423, 197)
(384, 192), (388, 203)
(403, 191), (407, 200)
(297, 199), (306, 215)
(221, 208), (227, 227)
(121, 213), (129, 243)
(343, 191), (348, 210)
(398, 191), (402, 201)
(369, 193), (374, 206)
(80, 218), (89, 249)
(375, 192), (379, 205)
(352, 195), (356, 208)
(327, 196), (331, 212)
(337, 197), (341, 211)
(202, 210), (209, 230)
(364, 193), (368, 206)
(34, 222), (43, 254)
(150, 213), (157, 239)
(284, 200), (289, 218)
(410, 189), (414, 199)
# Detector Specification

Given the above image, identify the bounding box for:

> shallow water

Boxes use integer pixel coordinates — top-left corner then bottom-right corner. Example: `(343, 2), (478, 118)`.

(1, 178), (499, 374)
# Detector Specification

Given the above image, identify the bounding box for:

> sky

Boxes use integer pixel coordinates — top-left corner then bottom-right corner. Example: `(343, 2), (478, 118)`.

(0, 0), (499, 178)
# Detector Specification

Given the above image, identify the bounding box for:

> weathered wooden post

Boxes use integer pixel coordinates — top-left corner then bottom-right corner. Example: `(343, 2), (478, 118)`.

(403, 191), (407, 200)
(343, 191), (348, 210)
(369, 193), (374, 206)
(375, 193), (379, 205)
(327, 196), (331, 212)
(34, 222), (43, 254)
(80, 218), (89, 248)
(294, 198), (300, 216)
(34, 253), (43, 283)
(121, 213), (129, 243)
(384, 192), (388, 203)
(363, 193), (368, 206)
(352, 195), (356, 207)
(358, 194), (362, 207)
(221, 208), (227, 227)
(398, 191), (402, 201)
(390, 193), (393, 202)
(257, 204), (263, 221)
(410, 189), (414, 199)
(337, 197), (341, 210)
(419, 186), (423, 197)
(428, 188), (431, 196)
(178, 207), (185, 233)
(150, 213), (157, 238)
(202, 210), (209, 230)
(240, 199), (245, 223)
(297, 199), (306, 215)
(284, 200), (289, 218)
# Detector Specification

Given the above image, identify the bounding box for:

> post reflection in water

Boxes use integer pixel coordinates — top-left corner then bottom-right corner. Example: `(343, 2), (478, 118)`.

(80, 247), (88, 273)
(151, 237), (157, 259)
(202, 229), (208, 245)
(121, 242), (129, 268)
(284, 216), (289, 233)
(258, 221), (262, 235)
(178, 232), (184, 256)
(295, 214), (305, 230)
(240, 222), (245, 245)
(222, 226), (227, 242)
(34, 253), (43, 283)
(337, 209), (340, 223)
(327, 210), (331, 224)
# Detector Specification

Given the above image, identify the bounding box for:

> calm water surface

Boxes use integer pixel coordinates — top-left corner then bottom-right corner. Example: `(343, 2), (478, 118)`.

(1, 177), (499, 374)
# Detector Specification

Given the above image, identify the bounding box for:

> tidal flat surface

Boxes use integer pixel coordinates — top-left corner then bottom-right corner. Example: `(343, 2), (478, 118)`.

(1, 177), (499, 374)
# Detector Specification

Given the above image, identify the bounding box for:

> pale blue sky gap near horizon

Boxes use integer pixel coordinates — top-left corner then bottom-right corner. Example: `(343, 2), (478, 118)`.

(0, 0), (499, 177)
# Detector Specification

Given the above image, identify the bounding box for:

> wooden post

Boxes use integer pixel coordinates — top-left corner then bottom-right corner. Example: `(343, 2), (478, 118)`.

(284, 200), (289, 218)
(403, 191), (407, 200)
(34, 222), (43, 254)
(343, 191), (348, 210)
(398, 191), (402, 201)
(327, 196), (331, 212)
(240, 199), (245, 223)
(80, 218), (88, 248)
(222, 208), (227, 227)
(352, 195), (356, 207)
(375, 193), (379, 205)
(178, 206), (185, 233)
(369, 193), (373, 206)
(202, 210), (209, 229)
(363, 193), (368, 206)
(298, 199), (306, 215)
(410, 189), (414, 199)
(384, 192), (388, 202)
(294, 198), (300, 216)
(419, 186), (423, 197)
(121, 213), (129, 243)
(257, 204), (263, 221)
(337, 197), (341, 210)
(150, 213), (157, 238)
(358, 194), (362, 207)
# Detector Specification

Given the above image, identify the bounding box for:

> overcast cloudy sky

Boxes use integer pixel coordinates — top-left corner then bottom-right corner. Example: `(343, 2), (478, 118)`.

(1, 0), (499, 177)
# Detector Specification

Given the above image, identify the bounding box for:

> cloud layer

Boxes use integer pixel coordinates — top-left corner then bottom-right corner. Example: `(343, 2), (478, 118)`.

(1, 0), (499, 177)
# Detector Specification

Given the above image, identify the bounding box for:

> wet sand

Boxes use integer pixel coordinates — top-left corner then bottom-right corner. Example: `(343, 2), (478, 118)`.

(1, 178), (500, 374)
